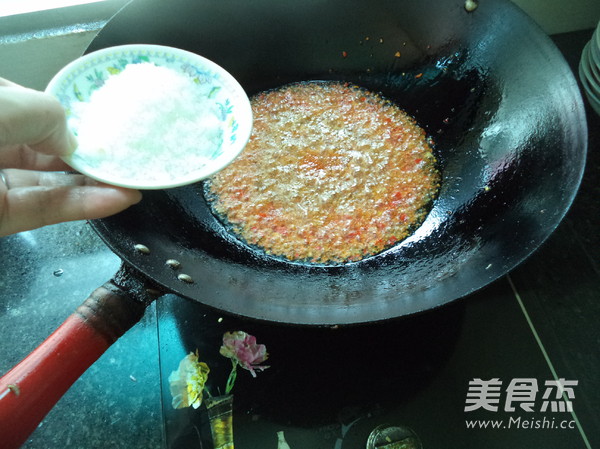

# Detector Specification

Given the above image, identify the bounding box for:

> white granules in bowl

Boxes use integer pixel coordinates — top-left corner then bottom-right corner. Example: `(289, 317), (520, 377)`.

(70, 62), (224, 185)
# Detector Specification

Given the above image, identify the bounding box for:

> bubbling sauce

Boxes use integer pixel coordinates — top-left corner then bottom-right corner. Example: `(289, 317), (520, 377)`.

(206, 81), (440, 264)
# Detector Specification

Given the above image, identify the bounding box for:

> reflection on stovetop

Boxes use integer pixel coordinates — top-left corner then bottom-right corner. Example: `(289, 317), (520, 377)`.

(157, 278), (580, 449)
(160, 297), (464, 446)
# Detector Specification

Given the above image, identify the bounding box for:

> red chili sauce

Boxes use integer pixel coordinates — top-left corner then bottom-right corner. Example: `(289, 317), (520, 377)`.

(207, 81), (440, 264)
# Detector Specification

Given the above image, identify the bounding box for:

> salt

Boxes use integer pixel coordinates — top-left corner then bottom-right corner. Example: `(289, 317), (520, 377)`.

(70, 62), (224, 185)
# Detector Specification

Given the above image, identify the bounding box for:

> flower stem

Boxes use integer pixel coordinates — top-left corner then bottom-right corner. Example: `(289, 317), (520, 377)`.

(225, 360), (238, 395)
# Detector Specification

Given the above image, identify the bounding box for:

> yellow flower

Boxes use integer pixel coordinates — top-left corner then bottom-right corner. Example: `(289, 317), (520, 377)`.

(168, 350), (210, 409)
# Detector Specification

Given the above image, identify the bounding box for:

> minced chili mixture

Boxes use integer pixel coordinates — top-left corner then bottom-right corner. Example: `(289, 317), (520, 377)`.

(206, 81), (440, 264)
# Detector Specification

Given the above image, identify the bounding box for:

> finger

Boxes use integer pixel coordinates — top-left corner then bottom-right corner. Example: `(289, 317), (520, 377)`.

(0, 82), (77, 156)
(0, 168), (89, 188)
(0, 144), (73, 171)
(0, 171), (142, 236)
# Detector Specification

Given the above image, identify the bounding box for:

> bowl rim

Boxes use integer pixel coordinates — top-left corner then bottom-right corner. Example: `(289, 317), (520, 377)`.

(581, 43), (600, 93)
(581, 71), (600, 109)
(587, 46), (600, 83)
(579, 62), (600, 107)
(588, 33), (600, 62)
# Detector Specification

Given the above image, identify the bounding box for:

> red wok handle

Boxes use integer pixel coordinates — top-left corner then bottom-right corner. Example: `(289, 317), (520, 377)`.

(0, 270), (155, 449)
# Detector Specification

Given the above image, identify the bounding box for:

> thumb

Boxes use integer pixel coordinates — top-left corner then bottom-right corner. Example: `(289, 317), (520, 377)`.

(0, 81), (77, 156)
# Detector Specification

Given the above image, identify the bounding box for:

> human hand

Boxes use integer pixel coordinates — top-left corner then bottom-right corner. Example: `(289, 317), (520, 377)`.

(0, 78), (142, 237)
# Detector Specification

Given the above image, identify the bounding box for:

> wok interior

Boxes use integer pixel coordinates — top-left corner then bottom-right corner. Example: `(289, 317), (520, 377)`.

(90, 0), (586, 324)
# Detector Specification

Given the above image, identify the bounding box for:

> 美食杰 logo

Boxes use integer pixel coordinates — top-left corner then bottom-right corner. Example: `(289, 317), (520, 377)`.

(464, 377), (577, 413)
(463, 378), (579, 431)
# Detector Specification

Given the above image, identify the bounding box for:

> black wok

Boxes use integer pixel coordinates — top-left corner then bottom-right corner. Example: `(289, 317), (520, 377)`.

(88, 0), (586, 324)
(0, 0), (587, 446)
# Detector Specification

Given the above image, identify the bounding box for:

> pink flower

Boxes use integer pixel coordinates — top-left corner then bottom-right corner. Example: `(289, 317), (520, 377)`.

(220, 331), (269, 377)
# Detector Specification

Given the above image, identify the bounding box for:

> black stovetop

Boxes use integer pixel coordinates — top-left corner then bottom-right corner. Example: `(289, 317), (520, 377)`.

(0, 30), (598, 449)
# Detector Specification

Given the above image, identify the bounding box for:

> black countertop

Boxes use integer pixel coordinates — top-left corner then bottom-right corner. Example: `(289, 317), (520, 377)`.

(0, 29), (598, 449)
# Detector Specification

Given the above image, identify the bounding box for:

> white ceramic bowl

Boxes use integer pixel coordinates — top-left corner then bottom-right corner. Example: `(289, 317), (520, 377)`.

(46, 44), (253, 189)
(590, 23), (600, 70)
(579, 54), (600, 116)
(587, 45), (600, 85)
(581, 43), (600, 94)
(583, 30), (600, 82)
(579, 24), (600, 117)
(589, 36), (600, 73)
